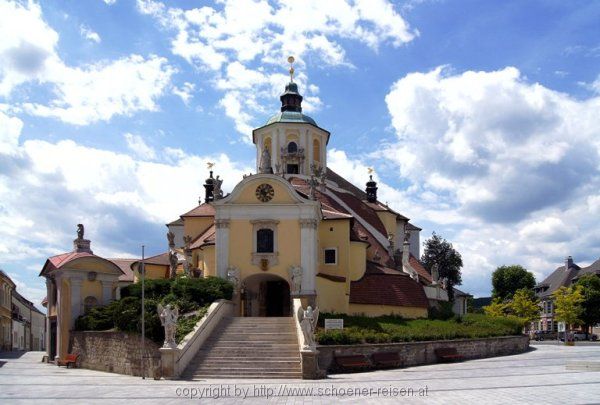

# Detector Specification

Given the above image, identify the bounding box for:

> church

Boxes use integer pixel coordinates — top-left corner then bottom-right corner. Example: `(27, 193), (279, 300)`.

(40, 62), (458, 362)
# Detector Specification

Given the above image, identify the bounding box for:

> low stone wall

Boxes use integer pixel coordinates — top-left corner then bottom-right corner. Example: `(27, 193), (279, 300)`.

(318, 335), (529, 373)
(70, 331), (162, 378)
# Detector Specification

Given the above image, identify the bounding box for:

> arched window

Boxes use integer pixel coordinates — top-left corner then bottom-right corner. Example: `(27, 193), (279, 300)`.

(313, 138), (321, 163)
(287, 141), (298, 154)
(256, 229), (274, 253)
(83, 296), (98, 314)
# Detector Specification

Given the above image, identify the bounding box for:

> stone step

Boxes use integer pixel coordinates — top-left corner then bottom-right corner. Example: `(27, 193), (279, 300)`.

(188, 366), (302, 373)
(196, 351), (300, 357)
(185, 372), (303, 379)
(190, 359), (301, 366)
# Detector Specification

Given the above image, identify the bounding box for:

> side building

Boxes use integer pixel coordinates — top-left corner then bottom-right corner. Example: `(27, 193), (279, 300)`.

(1, 270), (16, 351)
(12, 290), (46, 351)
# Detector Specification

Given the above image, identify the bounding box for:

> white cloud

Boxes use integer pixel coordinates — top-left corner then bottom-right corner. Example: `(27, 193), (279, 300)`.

(80, 24), (101, 43)
(172, 81), (195, 104)
(23, 55), (175, 125)
(0, 111), (23, 154)
(103, 0), (117, 4)
(138, 0), (416, 137)
(0, 1), (176, 125)
(124, 133), (157, 160)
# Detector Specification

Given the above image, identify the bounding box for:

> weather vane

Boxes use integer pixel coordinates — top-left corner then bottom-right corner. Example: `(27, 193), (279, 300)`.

(207, 162), (215, 170)
(288, 56), (295, 82)
(367, 167), (374, 175)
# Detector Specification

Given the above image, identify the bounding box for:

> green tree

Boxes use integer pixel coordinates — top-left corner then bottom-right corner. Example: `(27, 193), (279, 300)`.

(575, 274), (600, 336)
(483, 298), (508, 317)
(421, 232), (463, 300)
(491, 265), (536, 301)
(553, 285), (584, 343)
(508, 288), (540, 326)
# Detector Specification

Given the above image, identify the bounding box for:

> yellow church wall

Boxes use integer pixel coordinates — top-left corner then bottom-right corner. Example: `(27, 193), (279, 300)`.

(228, 219), (300, 282)
(316, 277), (348, 313)
(202, 246), (216, 277)
(183, 217), (214, 240)
(234, 179), (298, 205)
(133, 263), (167, 282)
(81, 280), (102, 302)
(376, 211), (397, 239)
(348, 303), (427, 318)
(318, 220), (350, 279)
(349, 241), (367, 282)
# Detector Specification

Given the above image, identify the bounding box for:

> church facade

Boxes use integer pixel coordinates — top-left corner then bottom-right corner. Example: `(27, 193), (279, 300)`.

(40, 70), (455, 362)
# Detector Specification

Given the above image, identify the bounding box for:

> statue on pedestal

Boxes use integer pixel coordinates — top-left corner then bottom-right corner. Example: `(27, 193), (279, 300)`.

(297, 305), (319, 350)
(77, 224), (84, 240)
(157, 304), (179, 348)
(289, 266), (302, 294)
(168, 251), (178, 279)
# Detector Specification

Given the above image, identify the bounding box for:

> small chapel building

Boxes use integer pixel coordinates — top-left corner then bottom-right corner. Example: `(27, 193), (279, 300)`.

(40, 66), (459, 362)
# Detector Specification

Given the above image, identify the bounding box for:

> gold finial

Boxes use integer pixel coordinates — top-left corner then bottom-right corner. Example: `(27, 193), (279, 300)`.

(287, 56), (295, 82)
(367, 167), (374, 175)
(207, 162), (215, 170)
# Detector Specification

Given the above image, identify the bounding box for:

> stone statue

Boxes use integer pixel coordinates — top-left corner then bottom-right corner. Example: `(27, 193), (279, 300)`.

(308, 175), (318, 200)
(297, 305), (319, 350)
(213, 175), (224, 199)
(289, 266), (303, 294)
(388, 233), (395, 255)
(77, 224), (84, 240)
(404, 230), (411, 244)
(259, 146), (272, 174)
(167, 231), (175, 248)
(157, 304), (179, 348)
(183, 235), (192, 249)
(168, 250), (178, 278)
(431, 263), (439, 284)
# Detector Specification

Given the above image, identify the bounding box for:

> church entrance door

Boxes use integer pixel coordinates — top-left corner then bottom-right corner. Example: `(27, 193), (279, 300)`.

(242, 274), (291, 317)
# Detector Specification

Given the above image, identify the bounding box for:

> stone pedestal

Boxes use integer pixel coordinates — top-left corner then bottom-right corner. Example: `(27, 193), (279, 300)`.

(159, 347), (180, 379)
(300, 350), (324, 379)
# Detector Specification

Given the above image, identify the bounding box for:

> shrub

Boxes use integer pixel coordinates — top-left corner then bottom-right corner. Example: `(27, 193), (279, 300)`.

(428, 301), (455, 320)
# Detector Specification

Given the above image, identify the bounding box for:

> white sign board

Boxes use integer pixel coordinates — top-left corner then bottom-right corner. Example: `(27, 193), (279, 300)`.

(325, 319), (344, 330)
(558, 322), (565, 332)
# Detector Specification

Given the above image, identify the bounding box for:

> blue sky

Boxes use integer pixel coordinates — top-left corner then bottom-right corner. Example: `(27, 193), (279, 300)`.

(1, 0), (599, 307)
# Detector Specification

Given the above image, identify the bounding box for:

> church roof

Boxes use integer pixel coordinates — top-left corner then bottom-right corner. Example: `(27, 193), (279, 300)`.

(190, 224), (216, 249)
(108, 258), (137, 282)
(266, 111), (317, 126)
(181, 203), (215, 218)
(40, 251), (125, 277)
(349, 261), (429, 308)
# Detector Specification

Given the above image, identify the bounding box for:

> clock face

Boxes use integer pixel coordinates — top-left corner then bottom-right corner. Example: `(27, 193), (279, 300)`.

(255, 183), (274, 202)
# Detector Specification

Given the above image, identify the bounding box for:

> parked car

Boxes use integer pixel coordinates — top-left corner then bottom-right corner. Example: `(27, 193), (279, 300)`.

(572, 332), (598, 341)
(533, 330), (558, 341)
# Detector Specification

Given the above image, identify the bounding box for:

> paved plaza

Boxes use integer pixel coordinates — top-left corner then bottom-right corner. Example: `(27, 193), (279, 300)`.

(1, 344), (599, 404)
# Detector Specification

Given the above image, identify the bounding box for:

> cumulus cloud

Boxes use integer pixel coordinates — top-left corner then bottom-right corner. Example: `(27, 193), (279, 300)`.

(137, 0), (416, 138)
(0, 0), (176, 125)
(0, 112), (253, 268)
(124, 133), (157, 160)
(80, 24), (101, 43)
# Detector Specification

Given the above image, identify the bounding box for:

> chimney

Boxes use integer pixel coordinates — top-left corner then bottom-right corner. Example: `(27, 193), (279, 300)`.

(565, 256), (573, 270)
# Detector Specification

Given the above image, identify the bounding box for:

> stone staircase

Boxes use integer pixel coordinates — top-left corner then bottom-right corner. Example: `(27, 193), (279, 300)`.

(181, 317), (302, 379)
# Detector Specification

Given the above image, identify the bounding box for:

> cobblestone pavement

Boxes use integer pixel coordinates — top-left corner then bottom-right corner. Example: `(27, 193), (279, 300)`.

(1, 344), (599, 404)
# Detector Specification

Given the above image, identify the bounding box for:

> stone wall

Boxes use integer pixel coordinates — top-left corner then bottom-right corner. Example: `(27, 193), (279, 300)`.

(70, 331), (162, 379)
(318, 335), (529, 373)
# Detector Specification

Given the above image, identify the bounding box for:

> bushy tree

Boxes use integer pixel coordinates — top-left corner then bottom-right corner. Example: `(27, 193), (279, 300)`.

(508, 288), (540, 325)
(421, 232), (463, 300)
(553, 285), (584, 344)
(574, 274), (600, 335)
(491, 265), (536, 301)
(483, 298), (508, 317)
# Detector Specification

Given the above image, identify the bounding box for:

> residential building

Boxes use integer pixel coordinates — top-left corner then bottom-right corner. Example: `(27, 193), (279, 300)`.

(12, 290), (45, 351)
(1, 270), (15, 351)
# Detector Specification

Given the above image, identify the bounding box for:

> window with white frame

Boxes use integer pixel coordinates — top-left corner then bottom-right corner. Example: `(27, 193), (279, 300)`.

(324, 248), (337, 265)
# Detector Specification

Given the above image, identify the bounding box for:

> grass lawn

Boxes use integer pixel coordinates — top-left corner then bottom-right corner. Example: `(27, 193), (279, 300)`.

(316, 313), (524, 345)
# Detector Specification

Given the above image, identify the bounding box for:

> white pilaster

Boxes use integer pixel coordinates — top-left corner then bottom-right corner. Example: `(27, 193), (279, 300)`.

(273, 129), (280, 170)
(215, 219), (230, 279)
(300, 219), (318, 295)
(45, 279), (53, 358)
(55, 276), (64, 360)
(70, 278), (83, 327)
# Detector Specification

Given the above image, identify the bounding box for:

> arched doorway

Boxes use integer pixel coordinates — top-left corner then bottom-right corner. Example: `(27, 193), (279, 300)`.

(241, 273), (291, 317)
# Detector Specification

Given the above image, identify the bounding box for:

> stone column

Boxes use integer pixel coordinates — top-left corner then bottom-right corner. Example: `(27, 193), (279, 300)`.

(273, 129), (280, 170)
(45, 278), (53, 359)
(300, 219), (318, 295)
(70, 277), (83, 328)
(55, 276), (64, 361)
(215, 219), (230, 279)
(101, 280), (113, 305)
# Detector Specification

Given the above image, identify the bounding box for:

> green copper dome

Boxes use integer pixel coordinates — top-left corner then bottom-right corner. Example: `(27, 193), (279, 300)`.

(265, 110), (317, 126)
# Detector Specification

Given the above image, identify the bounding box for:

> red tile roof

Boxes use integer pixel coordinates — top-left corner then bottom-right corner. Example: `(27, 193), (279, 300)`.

(136, 252), (170, 266)
(181, 203), (215, 218)
(40, 251), (125, 277)
(109, 258), (137, 282)
(409, 254), (432, 284)
(190, 223), (216, 249)
(350, 261), (429, 308)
